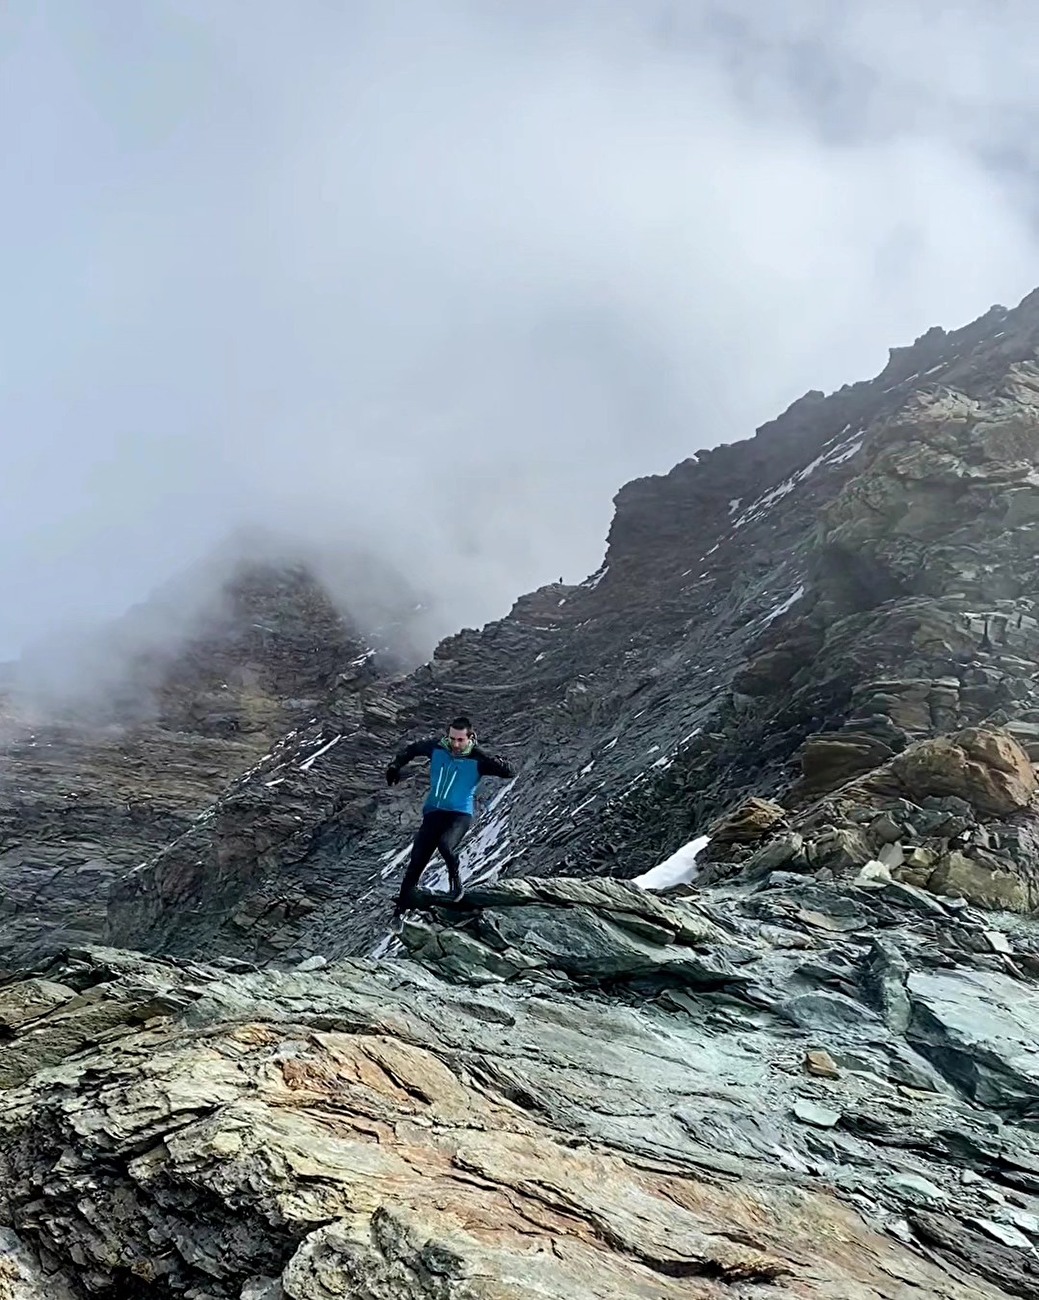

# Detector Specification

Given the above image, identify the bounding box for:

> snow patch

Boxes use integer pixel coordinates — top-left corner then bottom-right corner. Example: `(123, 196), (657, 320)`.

(461, 812), (510, 870)
(617, 771), (648, 797)
(826, 437), (863, 466)
(732, 476), (798, 527)
(762, 584), (805, 625)
(371, 934), (394, 959)
(380, 843), (412, 879)
(484, 780), (515, 816)
(733, 431), (865, 528)
(634, 835), (711, 890)
(571, 790), (602, 815)
(299, 734), (342, 771)
(581, 564), (609, 591)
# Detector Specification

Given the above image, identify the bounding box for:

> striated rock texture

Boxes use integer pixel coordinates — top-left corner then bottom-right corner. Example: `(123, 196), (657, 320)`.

(0, 560), (393, 970)
(103, 289), (1039, 964)
(6, 874), (1039, 1296)
(7, 291), (1039, 1296)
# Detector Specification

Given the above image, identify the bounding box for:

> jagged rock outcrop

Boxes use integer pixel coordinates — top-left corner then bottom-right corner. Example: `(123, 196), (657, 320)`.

(685, 726), (1039, 912)
(888, 727), (1037, 816)
(102, 289), (1039, 964)
(5, 872), (1039, 1297)
(0, 560), (396, 970)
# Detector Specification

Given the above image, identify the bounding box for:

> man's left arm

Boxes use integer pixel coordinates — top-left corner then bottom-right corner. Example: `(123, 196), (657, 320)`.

(474, 747), (514, 780)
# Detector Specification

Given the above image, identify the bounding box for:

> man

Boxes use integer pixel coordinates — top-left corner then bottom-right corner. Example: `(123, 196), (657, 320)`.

(386, 715), (513, 916)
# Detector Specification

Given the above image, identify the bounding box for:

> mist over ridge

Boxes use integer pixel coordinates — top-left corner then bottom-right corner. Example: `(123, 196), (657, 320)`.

(4, 0), (1039, 706)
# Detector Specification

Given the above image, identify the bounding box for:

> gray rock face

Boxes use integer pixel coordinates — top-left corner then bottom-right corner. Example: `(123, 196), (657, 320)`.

(3, 870), (1039, 1297)
(0, 560), (393, 971)
(99, 289), (1039, 966)
(908, 967), (1039, 1114)
(0, 1227), (76, 1300)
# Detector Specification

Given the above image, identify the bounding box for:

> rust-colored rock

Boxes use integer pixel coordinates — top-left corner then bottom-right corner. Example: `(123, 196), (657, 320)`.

(707, 797), (787, 844)
(805, 1049), (841, 1079)
(890, 728), (1036, 817)
(0, 940), (1017, 1300)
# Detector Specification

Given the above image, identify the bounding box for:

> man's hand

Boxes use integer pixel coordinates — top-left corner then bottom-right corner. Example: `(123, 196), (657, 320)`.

(385, 764), (401, 786)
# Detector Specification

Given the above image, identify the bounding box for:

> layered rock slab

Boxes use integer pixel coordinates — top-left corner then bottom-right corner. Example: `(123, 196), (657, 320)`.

(6, 874), (1039, 1296)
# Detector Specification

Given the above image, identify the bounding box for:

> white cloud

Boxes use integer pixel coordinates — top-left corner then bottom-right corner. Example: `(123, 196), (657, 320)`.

(1, 0), (1038, 683)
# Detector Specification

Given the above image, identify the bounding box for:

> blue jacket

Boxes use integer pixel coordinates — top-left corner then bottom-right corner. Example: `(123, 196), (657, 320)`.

(391, 735), (513, 815)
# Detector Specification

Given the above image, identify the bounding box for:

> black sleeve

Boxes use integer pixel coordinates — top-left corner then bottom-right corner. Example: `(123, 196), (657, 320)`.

(474, 746), (514, 780)
(391, 736), (437, 769)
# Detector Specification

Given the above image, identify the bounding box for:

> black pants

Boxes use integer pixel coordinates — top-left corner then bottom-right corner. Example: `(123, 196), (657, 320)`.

(396, 810), (472, 907)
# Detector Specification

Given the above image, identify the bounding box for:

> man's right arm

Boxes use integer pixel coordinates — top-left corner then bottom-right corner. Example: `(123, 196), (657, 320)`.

(386, 736), (437, 784)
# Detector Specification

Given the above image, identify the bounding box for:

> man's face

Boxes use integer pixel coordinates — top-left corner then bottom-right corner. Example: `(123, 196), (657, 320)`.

(447, 727), (470, 754)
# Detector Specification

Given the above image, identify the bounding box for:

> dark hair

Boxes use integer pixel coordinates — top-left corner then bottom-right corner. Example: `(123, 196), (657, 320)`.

(449, 714), (473, 733)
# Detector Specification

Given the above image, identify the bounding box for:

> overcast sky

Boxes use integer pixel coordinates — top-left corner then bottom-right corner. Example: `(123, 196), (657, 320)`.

(3, 0), (1039, 674)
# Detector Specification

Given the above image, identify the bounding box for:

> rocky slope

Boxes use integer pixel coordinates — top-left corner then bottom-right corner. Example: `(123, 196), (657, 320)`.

(0, 560), (392, 970)
(4, 866), (1039, 1297)
(4, 290), (1039, 1297)
(106, 289), (1039, 964)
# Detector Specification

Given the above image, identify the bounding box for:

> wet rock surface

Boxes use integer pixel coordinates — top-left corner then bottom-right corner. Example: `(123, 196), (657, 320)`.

(5, 870), (1039, 1297)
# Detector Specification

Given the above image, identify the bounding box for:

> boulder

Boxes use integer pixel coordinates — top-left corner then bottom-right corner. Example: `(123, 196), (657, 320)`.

(890, 728), (1036, 817)
(926, 850), (1035, 913)
(867, 812), (904, 846)
(797, 732), (898, 798)
(908, 967), (1039, 1114)
(807, 826), (873, 874)
(740, 832), (807, 879)
(1004, 720), (1039, 761)
(894, 845), (939, 889)
(957, 726), (1036, 780)
(707, 797), (788, 844)
(854, 680), (934, 733)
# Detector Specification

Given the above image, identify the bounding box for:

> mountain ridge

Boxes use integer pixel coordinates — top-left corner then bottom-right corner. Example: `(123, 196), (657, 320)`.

(104, 287), (1039, 964)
